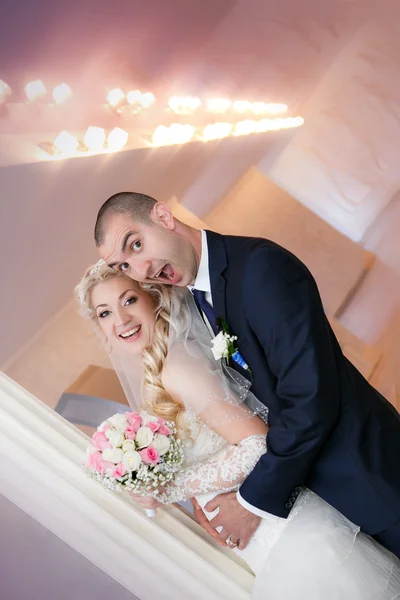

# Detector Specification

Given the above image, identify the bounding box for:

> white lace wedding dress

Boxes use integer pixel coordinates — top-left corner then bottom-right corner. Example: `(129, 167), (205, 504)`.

(156, 413), (400, 599)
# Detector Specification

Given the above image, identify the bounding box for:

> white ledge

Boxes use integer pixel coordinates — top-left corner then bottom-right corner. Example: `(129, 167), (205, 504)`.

(0, 373), (253, 600)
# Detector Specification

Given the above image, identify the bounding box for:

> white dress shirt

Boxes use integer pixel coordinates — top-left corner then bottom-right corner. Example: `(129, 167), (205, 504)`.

(189, 229), (213, 304)
(188, 230), (269, 518)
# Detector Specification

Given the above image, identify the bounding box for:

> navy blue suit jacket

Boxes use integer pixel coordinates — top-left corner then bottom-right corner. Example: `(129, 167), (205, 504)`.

(207, 230), (400, 535)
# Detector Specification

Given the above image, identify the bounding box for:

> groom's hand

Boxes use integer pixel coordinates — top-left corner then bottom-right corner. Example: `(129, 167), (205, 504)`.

(206, 491), (261, 550)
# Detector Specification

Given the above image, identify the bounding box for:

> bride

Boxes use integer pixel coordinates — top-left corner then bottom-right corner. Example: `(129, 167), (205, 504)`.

(76, 260), (400, 599)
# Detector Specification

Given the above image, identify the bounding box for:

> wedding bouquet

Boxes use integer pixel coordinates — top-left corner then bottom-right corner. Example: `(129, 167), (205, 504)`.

(85, 410), (184, 512)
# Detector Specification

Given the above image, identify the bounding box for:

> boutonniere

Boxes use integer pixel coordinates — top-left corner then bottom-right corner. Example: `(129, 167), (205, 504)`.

(211, 318), (252, 376)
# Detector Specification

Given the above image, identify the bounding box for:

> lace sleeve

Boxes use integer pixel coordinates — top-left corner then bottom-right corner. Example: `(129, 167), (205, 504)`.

(155, 435), (267, 504)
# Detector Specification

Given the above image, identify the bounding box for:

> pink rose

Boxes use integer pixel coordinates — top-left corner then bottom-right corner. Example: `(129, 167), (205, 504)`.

(111, 462), (127, 479)
(126, 412), (142, 433)
(124, 425), (137, 440)
(149, 421), (160, 433)
(86, 451), (102, 470)
(158, 424), (172, 436)
(139, 446), (160, 466)
(92, 431), (112, 451)
(99, 422), (111, 433)
(86, 452), (114, 475)
(97, 458), (115, 475)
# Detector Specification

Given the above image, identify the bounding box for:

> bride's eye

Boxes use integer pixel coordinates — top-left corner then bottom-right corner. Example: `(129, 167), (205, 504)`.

(120, 262), (129, 272)
(124, 296), (137, 306)
(98, 310), (110, 319)
(131, 240), (142, 253)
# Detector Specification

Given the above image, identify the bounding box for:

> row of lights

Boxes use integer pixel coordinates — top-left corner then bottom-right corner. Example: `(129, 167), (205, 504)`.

(51, 126), (129, 155)
(152, 116), (303, 145)
(106, 88), (156, 110)
(104, 90), (289, 117)
(104, 91), (290, 117)
(48, 116), (304, 157)
(0, 79), (73, 104)
(165, 96), (288, 116)
(1, 79), (289, 119)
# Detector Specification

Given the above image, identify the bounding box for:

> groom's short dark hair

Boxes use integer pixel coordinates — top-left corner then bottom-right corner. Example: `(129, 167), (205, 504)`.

(94, 192), (157, 246)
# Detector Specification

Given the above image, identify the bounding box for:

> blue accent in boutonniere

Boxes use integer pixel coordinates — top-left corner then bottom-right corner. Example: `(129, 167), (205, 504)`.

(216, 317), (252, 375)
(231, 350), (250, 372)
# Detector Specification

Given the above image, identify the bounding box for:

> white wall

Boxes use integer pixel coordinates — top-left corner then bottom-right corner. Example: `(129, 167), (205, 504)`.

(0, 494), (139, 600)
(189, 0), (377, 105)
(3, 298), (110, 409)
(265, 4), (400, 242)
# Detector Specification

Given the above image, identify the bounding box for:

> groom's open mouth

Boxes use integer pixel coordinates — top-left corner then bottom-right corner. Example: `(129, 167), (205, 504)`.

(118, 325), (142, 343)
(152, 264), (180, 284)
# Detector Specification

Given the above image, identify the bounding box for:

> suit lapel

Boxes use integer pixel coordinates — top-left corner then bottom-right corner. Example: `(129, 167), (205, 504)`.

(206, 231), (252, 385)
(205, 230), (227, 324)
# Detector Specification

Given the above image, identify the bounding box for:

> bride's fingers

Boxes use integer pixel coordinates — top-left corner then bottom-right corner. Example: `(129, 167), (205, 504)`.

(130, 494), (160, 509)
(195, 507), (219, 535)
(192, 504), (228, 546)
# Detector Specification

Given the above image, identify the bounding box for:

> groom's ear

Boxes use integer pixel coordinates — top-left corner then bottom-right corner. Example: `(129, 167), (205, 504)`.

(150, 202), (176, 231)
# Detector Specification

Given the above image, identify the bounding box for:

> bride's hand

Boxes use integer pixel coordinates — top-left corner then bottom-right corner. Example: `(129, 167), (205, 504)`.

(129, 492), (162, 510)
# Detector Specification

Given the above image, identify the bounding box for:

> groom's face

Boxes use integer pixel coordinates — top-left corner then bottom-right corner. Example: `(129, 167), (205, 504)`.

(98, 206), (198, 286)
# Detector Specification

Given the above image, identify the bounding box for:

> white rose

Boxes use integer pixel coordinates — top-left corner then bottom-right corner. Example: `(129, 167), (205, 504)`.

(105, 429), (125, 448)
(135, 426), (154, 449)
(122, 439), (136, 453)
(122, 450), (142, 472)
(142, 412), (158, 426)
(108, 413), (128, 431)
(102, 448), (124, 464)
(152, 434), (170, 456)
(211, 332), (229, 360)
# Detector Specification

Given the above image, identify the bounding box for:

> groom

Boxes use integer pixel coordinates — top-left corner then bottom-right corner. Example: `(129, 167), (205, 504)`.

(94, 192), (400, 558)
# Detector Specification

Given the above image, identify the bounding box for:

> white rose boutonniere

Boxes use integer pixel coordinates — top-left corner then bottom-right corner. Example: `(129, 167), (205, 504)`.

(211, 331), (236, 361)
(211, 318), (252, 375)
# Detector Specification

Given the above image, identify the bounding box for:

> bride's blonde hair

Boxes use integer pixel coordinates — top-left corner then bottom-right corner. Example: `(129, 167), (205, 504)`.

(75, 261), (187, 432)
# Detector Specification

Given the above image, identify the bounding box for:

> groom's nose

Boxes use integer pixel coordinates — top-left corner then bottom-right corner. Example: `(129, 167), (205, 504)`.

(133, 259), (152, 281)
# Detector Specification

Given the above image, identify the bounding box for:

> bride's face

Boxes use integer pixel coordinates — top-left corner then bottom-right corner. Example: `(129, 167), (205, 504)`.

(91, 276), (156, 354)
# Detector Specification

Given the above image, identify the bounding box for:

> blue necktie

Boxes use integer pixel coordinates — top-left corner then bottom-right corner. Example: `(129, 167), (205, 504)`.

(192, 289), (218, 335)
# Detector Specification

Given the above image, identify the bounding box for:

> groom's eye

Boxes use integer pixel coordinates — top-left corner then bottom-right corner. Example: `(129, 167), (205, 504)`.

(131, 240), (142, 253)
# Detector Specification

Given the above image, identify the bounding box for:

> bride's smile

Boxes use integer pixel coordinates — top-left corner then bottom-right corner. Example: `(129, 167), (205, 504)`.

(90, 276), (157, 354)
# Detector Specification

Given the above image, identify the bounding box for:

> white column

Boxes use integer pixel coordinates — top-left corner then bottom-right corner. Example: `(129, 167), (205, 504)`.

(0, 373), (253, 600)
